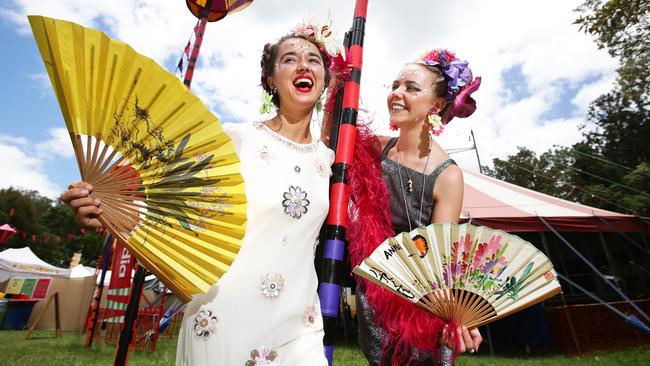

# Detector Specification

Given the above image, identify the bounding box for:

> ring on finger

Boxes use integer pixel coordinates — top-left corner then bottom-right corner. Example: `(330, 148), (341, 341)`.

(469, 348), (476, 354)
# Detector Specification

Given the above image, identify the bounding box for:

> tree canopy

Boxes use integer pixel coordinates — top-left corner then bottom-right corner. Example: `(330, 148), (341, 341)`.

(1, 188), (104, 268)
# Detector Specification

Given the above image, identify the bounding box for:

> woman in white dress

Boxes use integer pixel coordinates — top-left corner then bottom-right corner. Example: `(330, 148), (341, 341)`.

(61, 21), (342, 365)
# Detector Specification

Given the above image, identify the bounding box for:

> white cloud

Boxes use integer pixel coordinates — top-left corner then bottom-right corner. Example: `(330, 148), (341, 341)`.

(1, 129), (74, 198)
(0, 135), (28, 145)
(0, 141), (62, 198)
(35, 128), (74, 159)
(2, 0), (620, 192)
(27, 72), (52, 97)
(572, 74), (617, 113)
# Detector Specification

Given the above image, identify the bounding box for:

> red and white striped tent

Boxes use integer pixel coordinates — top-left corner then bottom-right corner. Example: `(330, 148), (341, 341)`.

(461, 169), (649, 233)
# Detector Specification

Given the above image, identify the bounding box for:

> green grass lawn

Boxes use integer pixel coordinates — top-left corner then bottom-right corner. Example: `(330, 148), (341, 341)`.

(0, 330), (648, 365)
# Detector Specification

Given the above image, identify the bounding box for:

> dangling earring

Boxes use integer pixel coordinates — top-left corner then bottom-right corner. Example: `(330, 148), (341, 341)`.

(259, 87), (276, 114)
(426, 110), (444, 137)
(315, 89), (324, 113)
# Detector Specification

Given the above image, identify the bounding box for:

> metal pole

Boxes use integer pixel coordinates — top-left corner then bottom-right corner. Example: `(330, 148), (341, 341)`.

(470, 129), (483, 174)
(598, 232), (624, 291)
(540, 232), (581, 354)
(485, 323), (494, 355)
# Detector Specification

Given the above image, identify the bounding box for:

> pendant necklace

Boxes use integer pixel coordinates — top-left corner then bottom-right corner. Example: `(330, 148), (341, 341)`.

(395, 139), (432, 230)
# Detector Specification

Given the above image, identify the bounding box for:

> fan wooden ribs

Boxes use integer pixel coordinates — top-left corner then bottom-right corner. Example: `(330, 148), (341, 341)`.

(354, 223), (562, 328)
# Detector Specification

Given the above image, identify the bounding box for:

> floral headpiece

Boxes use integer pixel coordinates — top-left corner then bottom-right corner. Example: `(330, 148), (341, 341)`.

(420, 49), (473, 101)
(290, 19), (345, 62)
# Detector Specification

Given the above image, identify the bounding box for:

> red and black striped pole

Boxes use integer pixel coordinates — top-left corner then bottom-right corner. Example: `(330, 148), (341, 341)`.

(319, 1), (368, 364)
(183, 0), (214, 89)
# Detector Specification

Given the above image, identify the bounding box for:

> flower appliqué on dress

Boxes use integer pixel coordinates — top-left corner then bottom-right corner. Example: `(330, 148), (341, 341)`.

(303, 305), (319, 327)
(261, 273), (285, 299)
(192, 306), (218, 339)
(245, 346), (279, 366)
(256, 144), (275, 166)
(282, 185), (310, 219)
(315, 158), (330, 178)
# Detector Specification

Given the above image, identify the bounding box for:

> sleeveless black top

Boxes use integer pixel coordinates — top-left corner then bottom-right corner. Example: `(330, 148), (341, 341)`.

(356, 137), (457, 365)
(381, 137), (457, 234)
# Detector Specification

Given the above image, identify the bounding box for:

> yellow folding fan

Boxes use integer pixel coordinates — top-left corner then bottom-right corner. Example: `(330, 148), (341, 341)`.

(354, 223), (562, 328)
(29, 15), (246, 303)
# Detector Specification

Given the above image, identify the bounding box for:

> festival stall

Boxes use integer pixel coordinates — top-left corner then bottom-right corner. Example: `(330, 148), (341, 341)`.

(0, 247), (96, 331)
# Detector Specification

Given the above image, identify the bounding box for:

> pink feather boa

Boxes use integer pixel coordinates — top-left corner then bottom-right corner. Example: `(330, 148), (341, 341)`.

(347, 124), (449, 365)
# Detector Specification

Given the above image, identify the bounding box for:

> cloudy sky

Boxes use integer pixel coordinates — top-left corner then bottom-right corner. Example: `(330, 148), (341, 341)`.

(0, 0), (617, 198)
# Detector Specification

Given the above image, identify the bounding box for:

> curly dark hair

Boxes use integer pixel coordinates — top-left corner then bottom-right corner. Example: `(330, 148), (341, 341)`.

(260, 34), (333, 109)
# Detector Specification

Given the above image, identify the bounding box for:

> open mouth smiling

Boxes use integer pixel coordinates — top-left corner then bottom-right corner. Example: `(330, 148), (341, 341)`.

(293, 75), (314, 93)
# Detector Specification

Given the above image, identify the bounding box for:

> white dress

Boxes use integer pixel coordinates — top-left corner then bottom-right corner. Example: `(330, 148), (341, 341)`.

(176, 121), (333, 366)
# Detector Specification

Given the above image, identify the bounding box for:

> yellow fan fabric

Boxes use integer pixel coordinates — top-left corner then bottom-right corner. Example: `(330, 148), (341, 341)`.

(29, 15), (246, 303)
(353, 223), (562, 328)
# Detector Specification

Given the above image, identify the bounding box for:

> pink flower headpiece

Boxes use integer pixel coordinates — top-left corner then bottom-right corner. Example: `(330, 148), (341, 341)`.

(291, 19), (345, 62)
(419, 48), (481, 124)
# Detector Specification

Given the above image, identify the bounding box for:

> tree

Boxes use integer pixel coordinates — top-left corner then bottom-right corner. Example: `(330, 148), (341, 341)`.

(575, 0), (650, 107)
(484, 147), (577, 199)
(574, 0), (649, 167)
(0, 188), (104, 267)
(0, 188), (50, 236)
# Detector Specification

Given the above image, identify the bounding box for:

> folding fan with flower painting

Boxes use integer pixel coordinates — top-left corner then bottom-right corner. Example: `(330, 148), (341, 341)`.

(353, 223), (562, 328)
(29, 15), (246, 302)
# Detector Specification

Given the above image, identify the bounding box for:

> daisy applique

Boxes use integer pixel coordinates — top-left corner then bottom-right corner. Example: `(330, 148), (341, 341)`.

(245, 346), (279, 366)
(192, 306), (218, 339)
(314, 158), (331, 178)
(281, 185), (310, 219)
(303, 305), (319, 327)
(256, 144), (275, 166)
(261, 273), (285, 299)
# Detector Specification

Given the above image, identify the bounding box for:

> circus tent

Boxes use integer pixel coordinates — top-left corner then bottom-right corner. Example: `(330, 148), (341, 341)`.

(460, 169), (649, 233)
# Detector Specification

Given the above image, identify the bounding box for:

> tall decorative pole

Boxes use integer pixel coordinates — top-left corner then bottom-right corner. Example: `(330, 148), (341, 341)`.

(183, 0), (213, 89)
(319, 1), (368, 364)
(182, 0), (255, 88)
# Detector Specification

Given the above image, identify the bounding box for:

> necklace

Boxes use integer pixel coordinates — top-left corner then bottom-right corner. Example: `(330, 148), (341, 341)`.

(395, 139), (432, 230)
(397, 150), (426, 194)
